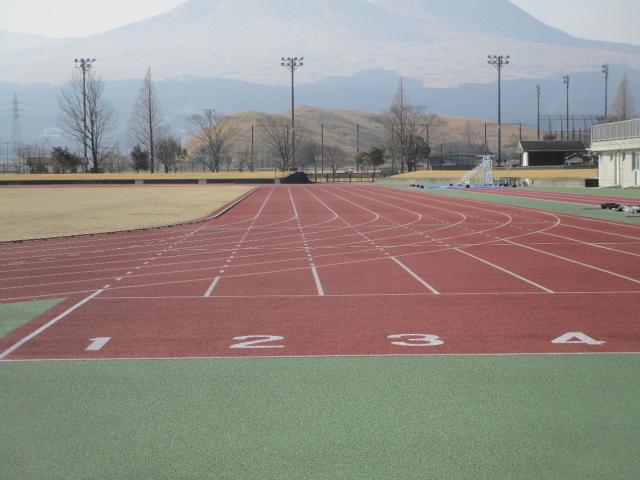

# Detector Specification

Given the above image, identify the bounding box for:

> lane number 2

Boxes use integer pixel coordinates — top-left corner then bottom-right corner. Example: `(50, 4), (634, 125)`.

(230, 335), (285, 349)
(86, 337), (111, 351)
(388, 334), (445, 347)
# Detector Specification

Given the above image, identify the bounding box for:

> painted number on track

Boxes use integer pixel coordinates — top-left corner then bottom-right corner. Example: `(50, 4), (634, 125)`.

(388, 334), (445, 347)
(230, 335), (285, 349)
(86, 337), (111, 352)
(552, 332), (606, 346)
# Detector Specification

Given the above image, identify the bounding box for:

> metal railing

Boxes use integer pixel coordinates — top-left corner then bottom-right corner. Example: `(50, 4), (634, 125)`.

(592, 118), (640, 142)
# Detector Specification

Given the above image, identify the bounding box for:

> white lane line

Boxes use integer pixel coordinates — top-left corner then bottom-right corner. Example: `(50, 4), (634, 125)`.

(0, 289), (104, 360)
(455, 248), (554, 293)
(201, 188), (275, 297)
(542, 231), (640, 258)
(203, 276), (221, 298)
(506, 239), (640, 286)
(290, 188), (326, 297)
(390, 257), (440, 294)
(311, 266), (325, 296)
(8, 351), (639, 364)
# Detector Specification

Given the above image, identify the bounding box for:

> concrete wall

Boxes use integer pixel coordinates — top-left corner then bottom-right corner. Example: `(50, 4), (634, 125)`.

(592, 135), (640, 188)
(593, 147), (640, 188)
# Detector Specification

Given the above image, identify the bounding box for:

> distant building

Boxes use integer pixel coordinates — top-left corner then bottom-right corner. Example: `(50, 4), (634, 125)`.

(516, 141), (587, 167)
(591, 118), (640, 188)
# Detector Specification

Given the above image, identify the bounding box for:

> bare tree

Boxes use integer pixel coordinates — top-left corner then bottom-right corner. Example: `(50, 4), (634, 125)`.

(58, 70), (115, 173)
(234, 146), (252, 172)
(259, 114), (311, 171)
(129, 67), (164, 173)
(325, 145), (346, 175)
(260, 115), (293, 171)
(612, 74), (637, 121)
(384, 80), (438, 172)
(156, 135), (184, 173)
(188, 109), (234, 172)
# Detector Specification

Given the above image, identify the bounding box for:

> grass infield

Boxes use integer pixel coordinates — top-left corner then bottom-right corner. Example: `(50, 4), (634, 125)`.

(0, 172), (287, 182)
(0, 185), (253, 241)
(1, 355), (638, 479)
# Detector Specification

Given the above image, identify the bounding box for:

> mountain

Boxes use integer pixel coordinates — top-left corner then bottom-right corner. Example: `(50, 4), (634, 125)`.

(2, 0), (639, 86)
(0, 31), (66, 56)
(5, 67), (638, 149)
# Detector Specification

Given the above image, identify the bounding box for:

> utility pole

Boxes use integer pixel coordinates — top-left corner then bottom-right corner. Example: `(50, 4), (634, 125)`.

(281, 57), (304, 170)
(356, 123), (360, 172)
(10, 94), (23, 173)
(487, 55), (510, 166)
(74, 58), (95, 172)
(536, 85), (541, 141)
(321, 124), (324, 175)
(601, 64), (609, 119)
(400, 78), (405, 172)
(251, 124), (255, 172)
(484, 123), (488, 154)
(563, 75), (571, 140)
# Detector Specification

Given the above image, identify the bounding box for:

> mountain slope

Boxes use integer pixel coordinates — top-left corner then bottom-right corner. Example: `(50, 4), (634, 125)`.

(2, 0), (639, 87)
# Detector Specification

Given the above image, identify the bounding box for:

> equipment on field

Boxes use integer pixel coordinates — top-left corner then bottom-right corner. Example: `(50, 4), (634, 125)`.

(459, 155), (494, 187)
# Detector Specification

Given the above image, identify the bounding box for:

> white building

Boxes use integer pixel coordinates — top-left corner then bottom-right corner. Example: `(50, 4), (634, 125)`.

(591, 119), (640, 188)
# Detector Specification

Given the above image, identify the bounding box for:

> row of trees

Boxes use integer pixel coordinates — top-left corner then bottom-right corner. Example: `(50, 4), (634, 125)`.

(57, 66), (185, 174)
(55, 61), (437, 175)
(44, 62), (640, 175)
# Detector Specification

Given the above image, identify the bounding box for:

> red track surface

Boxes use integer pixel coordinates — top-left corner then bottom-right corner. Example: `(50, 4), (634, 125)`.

(1, 185), (639, 361)
(470, 187), (640, 206)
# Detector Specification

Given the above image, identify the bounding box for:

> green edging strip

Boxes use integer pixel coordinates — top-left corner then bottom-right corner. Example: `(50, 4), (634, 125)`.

(525, 186), (640, 199)
(0, 299), (63, 338)
(388, 185), (640, 225)
(1, 355), (639, 480)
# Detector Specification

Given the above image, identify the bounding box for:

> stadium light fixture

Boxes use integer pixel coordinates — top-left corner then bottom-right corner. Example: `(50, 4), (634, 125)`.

(487, 54), (510, 166)
(281, 56), (304, 169)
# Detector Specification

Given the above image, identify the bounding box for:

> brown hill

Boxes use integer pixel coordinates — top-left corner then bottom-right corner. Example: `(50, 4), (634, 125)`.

(188, 106), (538, 169)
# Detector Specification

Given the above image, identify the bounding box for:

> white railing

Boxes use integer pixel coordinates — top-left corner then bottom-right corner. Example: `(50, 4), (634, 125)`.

(592, 118), (640, 142)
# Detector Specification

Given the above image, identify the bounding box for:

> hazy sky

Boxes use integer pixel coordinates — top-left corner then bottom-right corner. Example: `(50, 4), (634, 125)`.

(1, 0), (639, 45)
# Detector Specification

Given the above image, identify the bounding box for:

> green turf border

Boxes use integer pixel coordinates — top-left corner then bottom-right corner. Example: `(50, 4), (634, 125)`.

(0, 298), (63, 338)
(1, 355), (639, 480)
(384, 185), (640, 225)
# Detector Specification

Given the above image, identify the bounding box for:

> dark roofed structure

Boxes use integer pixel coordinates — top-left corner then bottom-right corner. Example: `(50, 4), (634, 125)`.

(516, 141), (587, 166)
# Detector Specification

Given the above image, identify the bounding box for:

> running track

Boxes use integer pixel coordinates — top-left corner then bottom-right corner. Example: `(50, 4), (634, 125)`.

(1, 184), (639, 361)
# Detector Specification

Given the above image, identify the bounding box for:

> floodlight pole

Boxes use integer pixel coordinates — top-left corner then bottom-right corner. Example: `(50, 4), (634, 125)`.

(563, 75), (570, 139)
(74, 58), (95, 172)
(488, 55), (509, 166)
(601, 64), (609, 119)
(281, 56), (304, 169)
